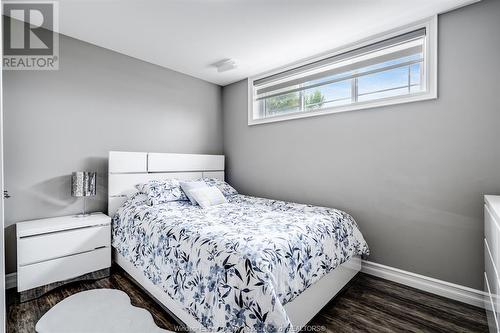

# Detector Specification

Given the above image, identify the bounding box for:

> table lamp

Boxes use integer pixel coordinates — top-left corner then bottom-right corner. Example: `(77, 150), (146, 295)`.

(71, 171), (96, 217)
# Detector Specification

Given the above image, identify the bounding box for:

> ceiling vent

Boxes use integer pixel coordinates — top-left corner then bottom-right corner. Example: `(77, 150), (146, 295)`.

(212, 58), (237, 73)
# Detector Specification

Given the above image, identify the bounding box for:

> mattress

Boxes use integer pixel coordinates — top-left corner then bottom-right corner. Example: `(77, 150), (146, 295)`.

(112, 193), (369, 332)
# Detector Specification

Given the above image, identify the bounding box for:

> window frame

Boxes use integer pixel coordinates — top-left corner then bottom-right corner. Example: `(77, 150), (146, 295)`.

(247, 16), (438, 126)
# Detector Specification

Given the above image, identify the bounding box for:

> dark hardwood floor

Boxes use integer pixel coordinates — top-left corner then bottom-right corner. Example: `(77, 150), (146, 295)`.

(7, 267), (488, 333)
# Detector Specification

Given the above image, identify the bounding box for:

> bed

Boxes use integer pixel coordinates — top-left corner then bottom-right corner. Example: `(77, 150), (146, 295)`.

(108, 151), (369, 332)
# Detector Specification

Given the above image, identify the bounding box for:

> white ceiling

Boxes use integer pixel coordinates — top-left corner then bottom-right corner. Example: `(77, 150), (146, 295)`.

(53, 0), (478, 86)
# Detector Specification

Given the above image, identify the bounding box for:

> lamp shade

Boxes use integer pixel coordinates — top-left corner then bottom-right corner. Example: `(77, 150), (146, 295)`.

(71, 171), (96, 197)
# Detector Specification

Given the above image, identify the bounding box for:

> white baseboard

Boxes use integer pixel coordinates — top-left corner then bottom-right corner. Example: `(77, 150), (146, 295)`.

(6, 272), (16, 290)
(362, 260), (485, 308)
(5, 263), (485, 308)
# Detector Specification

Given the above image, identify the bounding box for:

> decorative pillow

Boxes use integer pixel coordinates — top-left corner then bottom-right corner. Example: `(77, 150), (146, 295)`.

(189, 186), (227, 209)
(199, 177), (238, 197)
(179, 181), (209, 205)
(135, 179), (188, 205)
(128, 192), (149, 205)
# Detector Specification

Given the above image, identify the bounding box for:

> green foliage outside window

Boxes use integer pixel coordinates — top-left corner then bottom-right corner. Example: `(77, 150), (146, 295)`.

(265, 90), (325, 114)
(266, 92), (300, 114)
(305, 90), (325, 110)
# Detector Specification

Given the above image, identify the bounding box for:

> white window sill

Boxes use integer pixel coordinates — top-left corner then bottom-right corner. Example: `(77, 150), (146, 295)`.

(248, 90), (437, 126)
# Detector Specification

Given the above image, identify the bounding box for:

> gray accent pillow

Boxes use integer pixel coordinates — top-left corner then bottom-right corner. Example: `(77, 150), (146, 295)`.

(179, 181), (209, 205)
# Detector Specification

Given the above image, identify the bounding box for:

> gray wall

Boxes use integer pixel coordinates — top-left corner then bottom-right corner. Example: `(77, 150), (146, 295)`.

(222, 0), (500, 290)
(3, 34), (222, 274)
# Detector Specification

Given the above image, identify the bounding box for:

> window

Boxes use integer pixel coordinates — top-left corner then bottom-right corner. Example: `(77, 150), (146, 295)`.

(248, 17), (437, 125)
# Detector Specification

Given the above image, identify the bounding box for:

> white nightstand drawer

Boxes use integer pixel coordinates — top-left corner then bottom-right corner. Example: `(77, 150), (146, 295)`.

(18, 225), (110, 266)
(17, 247), (111, 292)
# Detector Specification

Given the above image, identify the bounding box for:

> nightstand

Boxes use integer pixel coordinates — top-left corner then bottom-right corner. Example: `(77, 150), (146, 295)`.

(16, 212), (111, 302)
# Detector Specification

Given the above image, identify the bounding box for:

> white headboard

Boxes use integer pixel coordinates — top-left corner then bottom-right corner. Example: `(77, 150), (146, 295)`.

(108, 151), (225, 216)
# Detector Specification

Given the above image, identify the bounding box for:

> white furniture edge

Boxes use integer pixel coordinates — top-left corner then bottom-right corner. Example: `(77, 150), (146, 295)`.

(486, 195), (500, 224)
(362, 259), (485, 308)
(108, 151), (361, 332)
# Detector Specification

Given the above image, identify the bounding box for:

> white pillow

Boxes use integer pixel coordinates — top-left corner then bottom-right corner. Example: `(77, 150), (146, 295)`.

(189, 186), (227, 208)
(179, 181), (208, 205)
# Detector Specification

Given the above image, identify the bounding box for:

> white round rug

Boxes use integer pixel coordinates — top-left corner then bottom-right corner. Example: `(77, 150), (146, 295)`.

(36, 289), (173, 333)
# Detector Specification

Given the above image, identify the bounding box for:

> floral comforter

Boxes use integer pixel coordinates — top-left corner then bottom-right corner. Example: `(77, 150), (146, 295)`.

(112, 194), (369, 333)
